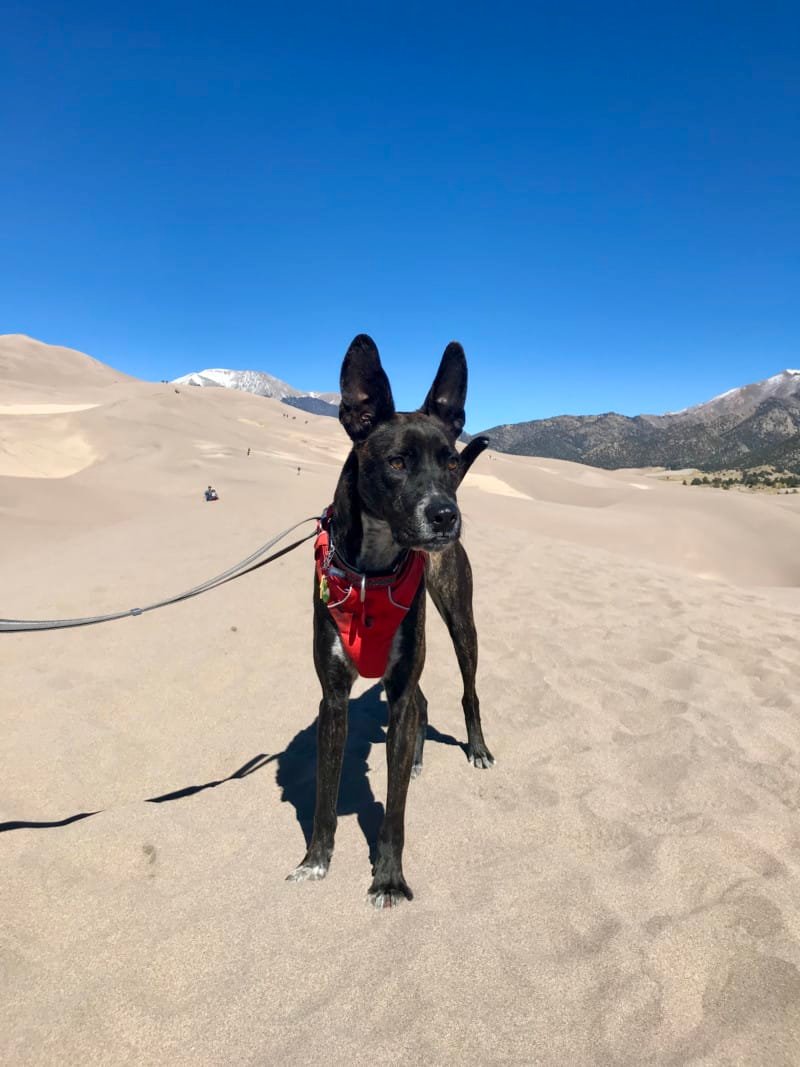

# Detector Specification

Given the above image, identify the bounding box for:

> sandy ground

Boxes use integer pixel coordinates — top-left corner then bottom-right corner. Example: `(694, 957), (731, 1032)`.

(2, 335), (800, 1065)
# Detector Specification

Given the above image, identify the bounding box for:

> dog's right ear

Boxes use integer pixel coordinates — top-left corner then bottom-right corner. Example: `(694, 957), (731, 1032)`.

(338, 334), (396, 442)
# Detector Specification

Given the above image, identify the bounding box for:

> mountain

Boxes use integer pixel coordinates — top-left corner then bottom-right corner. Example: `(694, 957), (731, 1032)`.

(478, 370), (800, 473)
(281, 395), (342, 417)
(172, 368), (340, 418)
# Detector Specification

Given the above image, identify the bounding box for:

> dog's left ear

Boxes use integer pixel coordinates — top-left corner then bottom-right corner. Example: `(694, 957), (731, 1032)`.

(420, 341), (468, 440)
(457, 435), (489, 486)
(339, 334), (396, 442)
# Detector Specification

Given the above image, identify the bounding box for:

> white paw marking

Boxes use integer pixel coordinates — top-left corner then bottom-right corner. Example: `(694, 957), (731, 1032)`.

(286, 864), (327, 882)
(367, 890), (406, 910)
(468, 753), (496, 769)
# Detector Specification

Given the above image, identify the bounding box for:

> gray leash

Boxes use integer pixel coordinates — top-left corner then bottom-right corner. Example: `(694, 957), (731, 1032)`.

(0, 516), (319, 634)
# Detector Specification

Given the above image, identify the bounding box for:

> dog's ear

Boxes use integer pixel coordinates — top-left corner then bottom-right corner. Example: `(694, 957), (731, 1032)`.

(421, 341), (468, 440)
(457, 435), (489, 486)
(339, 334), (396, 442)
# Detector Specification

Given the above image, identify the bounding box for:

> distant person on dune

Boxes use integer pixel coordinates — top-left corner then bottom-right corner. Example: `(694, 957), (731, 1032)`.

(204, 486), (219, 502)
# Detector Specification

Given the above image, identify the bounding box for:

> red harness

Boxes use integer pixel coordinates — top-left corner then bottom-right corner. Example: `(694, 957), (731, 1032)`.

(314, 508), (426, 678)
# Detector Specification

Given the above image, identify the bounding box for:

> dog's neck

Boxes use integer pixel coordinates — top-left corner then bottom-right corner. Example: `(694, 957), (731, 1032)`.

(331, 453), (404, 575)
(355, 513), (402, 572)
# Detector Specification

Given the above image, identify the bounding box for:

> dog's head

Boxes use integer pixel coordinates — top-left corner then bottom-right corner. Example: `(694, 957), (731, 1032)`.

(338, 334), (488, 551)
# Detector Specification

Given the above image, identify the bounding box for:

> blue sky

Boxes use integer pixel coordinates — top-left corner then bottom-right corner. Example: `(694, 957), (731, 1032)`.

(2, 2), (798, 430)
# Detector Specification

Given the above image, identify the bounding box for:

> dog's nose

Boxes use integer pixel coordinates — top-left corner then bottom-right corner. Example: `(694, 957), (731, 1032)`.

(425, 500), (458, 534)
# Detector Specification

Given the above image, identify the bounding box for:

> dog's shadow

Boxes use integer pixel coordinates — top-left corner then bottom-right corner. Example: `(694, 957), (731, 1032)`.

(0, 684), (462, 851)
(276, 683), (461, 864)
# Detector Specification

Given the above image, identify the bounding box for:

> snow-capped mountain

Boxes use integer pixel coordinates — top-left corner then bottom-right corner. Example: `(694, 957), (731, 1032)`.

(666, 369), (800, 420)
(172, 368), (340, 417)
(478, 369), (800, 472)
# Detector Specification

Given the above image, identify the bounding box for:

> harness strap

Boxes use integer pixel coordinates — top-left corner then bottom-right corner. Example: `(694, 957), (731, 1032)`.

(314, 507), (427, 678)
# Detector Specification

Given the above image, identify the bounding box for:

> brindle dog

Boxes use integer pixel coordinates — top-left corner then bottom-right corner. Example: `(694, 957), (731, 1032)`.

(287, 334), (493, 907)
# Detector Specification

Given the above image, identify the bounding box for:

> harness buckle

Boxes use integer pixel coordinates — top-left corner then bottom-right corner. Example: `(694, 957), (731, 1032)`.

(360, 573), (366, 603)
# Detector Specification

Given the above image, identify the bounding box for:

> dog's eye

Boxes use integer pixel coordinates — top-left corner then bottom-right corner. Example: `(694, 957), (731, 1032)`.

(446, 456), (459, 472)
(389, 456), (406, 471)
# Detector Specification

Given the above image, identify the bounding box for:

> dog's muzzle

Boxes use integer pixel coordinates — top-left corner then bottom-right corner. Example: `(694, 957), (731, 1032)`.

(415, 495), (461, 548)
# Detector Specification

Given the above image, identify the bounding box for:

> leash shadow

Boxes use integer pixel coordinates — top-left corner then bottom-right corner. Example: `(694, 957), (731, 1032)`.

(0, 753), (277, 834)
(0, 693), (462, 845)
(275, 683), (461, 865)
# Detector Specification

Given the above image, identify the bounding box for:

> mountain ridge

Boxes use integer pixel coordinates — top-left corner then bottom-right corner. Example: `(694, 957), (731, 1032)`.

(4, 335), (798, 467)
(478, 369), (800, 473)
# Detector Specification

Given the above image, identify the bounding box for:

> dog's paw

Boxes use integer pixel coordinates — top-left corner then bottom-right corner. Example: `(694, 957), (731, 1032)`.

(286, 862), (328, 883)
(410, 761), (423, 780)
(367, 877), (413, 910)
(467, 744), (495, 769)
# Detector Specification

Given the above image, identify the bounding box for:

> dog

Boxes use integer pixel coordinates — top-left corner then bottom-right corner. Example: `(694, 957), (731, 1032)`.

(287, 334), (493, 908)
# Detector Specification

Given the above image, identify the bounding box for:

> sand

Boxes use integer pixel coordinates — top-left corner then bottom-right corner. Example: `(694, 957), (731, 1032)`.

(2, 335), (800, 1065)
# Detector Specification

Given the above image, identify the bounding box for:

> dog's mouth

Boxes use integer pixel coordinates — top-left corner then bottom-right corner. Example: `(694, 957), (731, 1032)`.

(398, 506), (462, 552)
(413, 530), (461, 551)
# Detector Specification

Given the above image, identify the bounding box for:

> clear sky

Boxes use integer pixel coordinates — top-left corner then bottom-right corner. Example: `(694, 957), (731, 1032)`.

(2, 2), (798, 431)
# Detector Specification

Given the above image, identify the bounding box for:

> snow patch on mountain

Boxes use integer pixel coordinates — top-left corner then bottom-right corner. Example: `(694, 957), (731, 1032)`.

(172, 367), (340, 417)
(666, 369), (800, 417)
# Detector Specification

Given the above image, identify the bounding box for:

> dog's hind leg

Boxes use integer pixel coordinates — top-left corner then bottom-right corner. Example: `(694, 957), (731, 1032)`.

(411, 685), (428, 780)
(287, 610), (355, 883)
(426, 543), (495, 769)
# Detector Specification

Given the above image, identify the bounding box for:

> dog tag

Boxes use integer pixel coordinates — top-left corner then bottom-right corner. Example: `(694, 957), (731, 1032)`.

(319, 575), (331, 604)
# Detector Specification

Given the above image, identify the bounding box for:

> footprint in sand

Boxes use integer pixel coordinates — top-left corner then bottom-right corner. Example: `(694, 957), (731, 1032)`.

(142, 843), (157, 877)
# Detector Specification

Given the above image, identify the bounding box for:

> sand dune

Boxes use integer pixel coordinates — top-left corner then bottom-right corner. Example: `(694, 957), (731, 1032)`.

(0, 402), (101, 414)
(460, 471), (533, 499)
(2, 336), (800, 1065)
(0, 333), (136, 394)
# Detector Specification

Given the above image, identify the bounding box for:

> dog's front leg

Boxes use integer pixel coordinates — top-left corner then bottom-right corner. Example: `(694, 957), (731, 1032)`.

(288, 607), (355, 883)
(368, 605), (425, 908)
